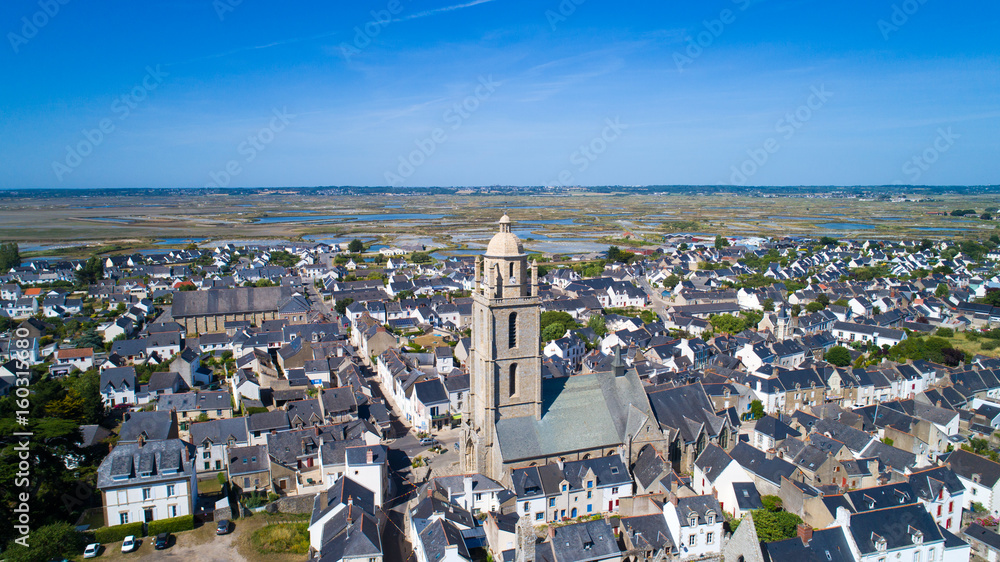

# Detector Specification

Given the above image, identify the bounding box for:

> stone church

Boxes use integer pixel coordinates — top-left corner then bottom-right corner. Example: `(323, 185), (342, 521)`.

(460, 214), (663, 484)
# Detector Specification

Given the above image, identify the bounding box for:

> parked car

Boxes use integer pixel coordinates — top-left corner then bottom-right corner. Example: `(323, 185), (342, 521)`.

(83, 543), (100, 558)
(154, 532), (170, 550)
(216, 519), (231, 535)
(419, 437), (437, 446)
(121, 536), (137, 553)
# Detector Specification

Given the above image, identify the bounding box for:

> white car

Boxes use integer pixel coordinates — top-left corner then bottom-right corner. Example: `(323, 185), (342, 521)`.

(84, 542), (100, 558)
(121, 535), (137, 553)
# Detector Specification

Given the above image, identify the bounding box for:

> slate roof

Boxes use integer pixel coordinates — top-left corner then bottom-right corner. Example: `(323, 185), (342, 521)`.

(119, 410), (174, 442)
(733, 481), (763, 511)
(535, 518), (620, 562)
(944, 448), (1000, 487)
(100, 366), (137, 390)
(417, 518), (471, 562)
(96, 439), (193, 489)
(620, 513), (674, 552)
(647, 382), (726, 444)
(494, 368), (654, 463)
(633, 445), (668, 490)
(172, 286), (287, 317)
(964, 523), (1000, 551)
(189, 417), (248, 447)
(729, 442), (796, 486)
(847, 503), (943, 555)
(762, 526), (854, 562)
(228, 444), (269, 476)
(754, 415), (802, 441)
(694, 444), (734, 482)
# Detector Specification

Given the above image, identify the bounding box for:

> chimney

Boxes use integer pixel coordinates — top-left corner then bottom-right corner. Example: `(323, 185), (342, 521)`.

(366, 448), (374, 464)
(797, 524), (813, 546)
(137, 434), (145, 448)
(670, 477), (679, 495)
(766, 449), (776, 460)
(314, 426), (320, 436)
(427, 487), (433, 499)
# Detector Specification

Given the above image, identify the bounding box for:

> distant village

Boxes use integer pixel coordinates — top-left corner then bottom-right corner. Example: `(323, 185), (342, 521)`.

(6, 217), (1000, 562)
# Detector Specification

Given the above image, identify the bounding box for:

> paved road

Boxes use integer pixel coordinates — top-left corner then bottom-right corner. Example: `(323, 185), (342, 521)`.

(636, 276), (671, 321)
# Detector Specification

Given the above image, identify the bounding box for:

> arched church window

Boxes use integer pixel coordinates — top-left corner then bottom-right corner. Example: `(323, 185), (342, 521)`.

(509, 363), (517, 397)
(509, 312), (517, 348)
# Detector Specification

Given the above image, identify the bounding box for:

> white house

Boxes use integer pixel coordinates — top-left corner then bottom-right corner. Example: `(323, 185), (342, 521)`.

(663, 495), (724, 561)
(100, 366), (139, 407)
(946, 449), (1000, 515)
(692, 445), (754, 518)
(96, 439), (197, 526)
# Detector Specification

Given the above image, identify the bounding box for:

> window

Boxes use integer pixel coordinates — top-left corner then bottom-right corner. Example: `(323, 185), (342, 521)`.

(949, 501), (953, 513)
(120, 513), (128, 525)
(216, 409), (222, 416)
(587, 481), (593, 489)
(509, 313), (517, 348)
(510, 262), (515, 278)
(476, 493), (482, 501)
(524, 502), (530, 512)
(586, 504), (592, 513)
(561, 510), (565, 518)
(204, 461), (210, 470)
(587, 491), (592, 499)
(913, 551), (920, 562)
(142, 488), (151, 500)
(707, 532), (715, 544)
(571, 508), (577, 518)
(169, 505), (177, 517)
(928, 549), (935, 561)
(612, 487), (619, 494)
(215, 460), (222, 470)
(166, 485), (175, 496)
(562, 484), (567, 492)
(202, 451), (211, 459)
(509, 364), (517, 397)
(536, 512), (543, 520)
(549, 498), (556, 507)
(689, 535), (696, 546)
(244, 477), (250, 487)
(707, 514), (715, 525)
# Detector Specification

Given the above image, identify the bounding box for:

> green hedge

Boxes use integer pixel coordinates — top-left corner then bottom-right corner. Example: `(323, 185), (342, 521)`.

(94, 521), (144, 543)
(147, 514), (195, 536)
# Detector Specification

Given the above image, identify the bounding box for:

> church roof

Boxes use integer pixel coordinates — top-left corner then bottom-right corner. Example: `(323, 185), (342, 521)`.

(494, 368), (653, 463)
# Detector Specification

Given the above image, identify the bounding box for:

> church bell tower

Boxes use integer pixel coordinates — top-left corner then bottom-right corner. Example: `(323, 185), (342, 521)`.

(461, 213), (542, 478)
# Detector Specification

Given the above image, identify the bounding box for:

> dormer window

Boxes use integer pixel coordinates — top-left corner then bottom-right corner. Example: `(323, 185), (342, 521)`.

(909, 526), (923, 544)
(706, 512), (715, 525)
(872, 532), (887, 552)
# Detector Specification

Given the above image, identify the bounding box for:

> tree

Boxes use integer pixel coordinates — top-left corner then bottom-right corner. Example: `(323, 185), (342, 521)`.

(0, 242), (21, 271)
(334, 298), (354, 315)
(819, 236), (838, 246)
(709, 313), (747, 334)
(587, 315), (607, 337)
(1, 521), (84, 562)
(750, 509), (804, 542)
(715, 235), (730, 250)
(815, 293), (830, 307)
(540, 311), (576, 335)
(762, 298), (774, 312)
(749, 400), (765, 420)
(935, 283), (949, 298)
(805, 301), (825, 313)
(791, 304), (801, 317)
(541, 323), (565, 342)
(824, 346), (852, 367)
(982, 213), (993, 221)
(348, 239), (365, 253)
(411, 252), (432, 263)
(75, 256), (104, 285)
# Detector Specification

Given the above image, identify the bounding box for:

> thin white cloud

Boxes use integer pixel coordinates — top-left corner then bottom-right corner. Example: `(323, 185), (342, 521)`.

(395, 0), (497, 22)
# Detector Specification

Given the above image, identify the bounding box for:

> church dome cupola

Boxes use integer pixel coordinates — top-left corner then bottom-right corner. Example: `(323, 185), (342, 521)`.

(486, 213), (524, 257)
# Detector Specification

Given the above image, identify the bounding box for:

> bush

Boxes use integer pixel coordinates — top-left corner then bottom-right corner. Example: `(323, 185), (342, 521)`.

(1, 522), (85, 562)
(935, 328), (954, 338)
(94, 521), (145, 543)
(147, 514), (194, 536)
(984, 340), (1000, 351)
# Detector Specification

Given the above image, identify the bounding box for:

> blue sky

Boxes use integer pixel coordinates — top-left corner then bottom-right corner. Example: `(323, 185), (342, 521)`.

(1, 0), (998, 188)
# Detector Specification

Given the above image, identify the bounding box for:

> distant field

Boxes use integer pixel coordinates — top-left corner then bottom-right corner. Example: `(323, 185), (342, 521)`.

(3, 192), (999, 258)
